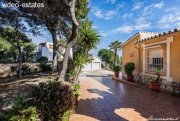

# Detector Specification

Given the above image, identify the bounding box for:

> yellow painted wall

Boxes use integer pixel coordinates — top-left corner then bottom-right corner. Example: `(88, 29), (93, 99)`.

(170, 32), (180, 82)
(122, 31), (180, 82)
(122, 35), (140, 74)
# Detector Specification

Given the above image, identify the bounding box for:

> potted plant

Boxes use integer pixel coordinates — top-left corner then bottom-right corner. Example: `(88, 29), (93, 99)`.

(113, 65), (121, 78)
(149, 68), (162, 91)
(124, 62), (135, 82)
(73, 83), (80, 106)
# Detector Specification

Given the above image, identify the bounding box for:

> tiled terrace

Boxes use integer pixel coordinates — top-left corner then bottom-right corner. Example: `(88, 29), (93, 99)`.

(70, 72), (180, 121)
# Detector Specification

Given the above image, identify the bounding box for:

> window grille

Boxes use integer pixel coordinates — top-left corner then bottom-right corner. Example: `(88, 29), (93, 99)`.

(145, 47), (166, 74)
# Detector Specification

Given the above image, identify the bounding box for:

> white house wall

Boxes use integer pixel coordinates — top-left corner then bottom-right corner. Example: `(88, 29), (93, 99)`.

(82, 56), (102, 71)
(41, 45), (53, 61)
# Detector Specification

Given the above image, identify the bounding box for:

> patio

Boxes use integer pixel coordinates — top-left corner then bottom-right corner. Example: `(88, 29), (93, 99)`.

(70, 73), (180, 121)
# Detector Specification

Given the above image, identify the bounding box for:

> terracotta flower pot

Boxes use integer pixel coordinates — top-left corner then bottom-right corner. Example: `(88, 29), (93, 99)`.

(74, 95), (79, 106)
(114, 72), (119, 78)
(149, 82), (160, 91)
(126, 75), (134, 82)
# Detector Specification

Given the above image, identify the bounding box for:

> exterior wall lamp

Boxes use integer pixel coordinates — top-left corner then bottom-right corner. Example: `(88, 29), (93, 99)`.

(129, 52), (134, 57)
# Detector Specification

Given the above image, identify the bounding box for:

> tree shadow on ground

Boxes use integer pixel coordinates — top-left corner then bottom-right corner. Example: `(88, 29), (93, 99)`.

(73, 76), (180, 121)
(0, 72), (55, 115)
(74, 88), (146, 121)
(0, 84), (33, 115)
(0, 72), (58, 84)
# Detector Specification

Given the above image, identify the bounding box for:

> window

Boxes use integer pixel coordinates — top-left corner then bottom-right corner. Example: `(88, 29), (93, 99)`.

(145, 46), (166, 74)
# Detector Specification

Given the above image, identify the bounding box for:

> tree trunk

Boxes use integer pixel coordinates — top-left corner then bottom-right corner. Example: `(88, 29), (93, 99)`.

(17, 43), (22, 78)
(74, 65), (81, 83)
(76, 66), (82, 83)
(59, 24), (79, 81)
(59, 0), (79, 81)
(74, 66), (79, 82)
(51, 30), (58, 71)
(59, 41), (73, 81)
(114, 49), (117, 65)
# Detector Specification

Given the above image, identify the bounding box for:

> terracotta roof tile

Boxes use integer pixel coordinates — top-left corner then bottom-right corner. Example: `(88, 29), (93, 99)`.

(135, 28), (180, 44)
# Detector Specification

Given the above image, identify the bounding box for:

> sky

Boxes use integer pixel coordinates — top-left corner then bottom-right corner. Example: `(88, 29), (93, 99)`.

(30, 0), (180, 56)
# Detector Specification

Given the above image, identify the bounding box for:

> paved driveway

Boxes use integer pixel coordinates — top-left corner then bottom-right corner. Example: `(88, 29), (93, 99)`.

(70, 70), (180, 121)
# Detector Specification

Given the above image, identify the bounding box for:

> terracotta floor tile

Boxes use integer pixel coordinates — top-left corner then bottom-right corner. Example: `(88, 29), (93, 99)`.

(70, 73), (180, 121)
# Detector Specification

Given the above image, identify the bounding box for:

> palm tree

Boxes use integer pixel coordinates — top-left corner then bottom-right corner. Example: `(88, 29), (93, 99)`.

(109, 40), (122, 65)
(73, 20), (101, 82)
(79, 20), (101, 54)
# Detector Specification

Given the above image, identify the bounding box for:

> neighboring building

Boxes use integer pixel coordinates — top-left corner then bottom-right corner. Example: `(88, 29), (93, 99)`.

(122, 29), (180, 82)
(82, 56), (102, 71)
(37, 42), (73, 61)
(37, 42), (53, 61)
(36, 42), (101, 71)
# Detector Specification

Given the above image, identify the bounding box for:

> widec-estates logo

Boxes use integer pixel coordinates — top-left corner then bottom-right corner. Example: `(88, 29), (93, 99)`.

(0, 2), (44, 8)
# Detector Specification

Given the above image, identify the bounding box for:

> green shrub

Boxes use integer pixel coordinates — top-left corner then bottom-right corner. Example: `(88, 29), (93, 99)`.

(10, 65), (18, 73)
(37, 56), (51, 72)
(37, 56), (48, 63)
(155, 67), (161, 75)
(3, 106), (38, 121)
(32, 81), (74, 121)
(10, 95), (24, 110)
(46, 76), (59, 83)
(124, 62), (135, 75)
(22, 64), (31, 75)
(1, 95), (38, 121)
(65, 70), (75, 82)
(62, 110), (73, 121)
(39, 63), (52, 71)
(73, 83), (80, 96)
(113, 65), (121, 72)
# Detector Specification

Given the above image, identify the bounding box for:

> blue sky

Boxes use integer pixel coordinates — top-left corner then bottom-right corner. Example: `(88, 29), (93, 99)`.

(30, 0), (180, 56)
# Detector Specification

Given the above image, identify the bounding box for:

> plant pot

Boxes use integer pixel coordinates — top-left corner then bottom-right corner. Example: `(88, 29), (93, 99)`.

(74, 95), (79, 106)
(126, 75), (134, 82)
(149, 82), (160, 91)
(114, 72), (119, 78)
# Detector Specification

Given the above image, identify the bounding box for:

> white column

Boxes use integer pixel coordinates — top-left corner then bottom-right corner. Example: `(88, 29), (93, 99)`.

(166, 37), (173, 81)
(142, 43), (145, 74)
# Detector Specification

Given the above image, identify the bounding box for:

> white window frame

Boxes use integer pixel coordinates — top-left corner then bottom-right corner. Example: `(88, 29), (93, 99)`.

(142, 36), (173, 81)
(145, 47), (165, 74)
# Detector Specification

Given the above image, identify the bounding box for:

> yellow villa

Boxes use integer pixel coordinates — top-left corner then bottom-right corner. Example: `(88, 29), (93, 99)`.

(122, 29), (180, 82)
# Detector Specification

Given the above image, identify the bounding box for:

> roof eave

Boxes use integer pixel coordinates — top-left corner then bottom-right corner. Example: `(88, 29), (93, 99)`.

(122, 32), (140, 47)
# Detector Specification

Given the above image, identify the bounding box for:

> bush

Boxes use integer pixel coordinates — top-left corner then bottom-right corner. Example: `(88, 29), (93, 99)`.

(37, 56), (48, 63)
(46, 76), (59, 83)
(22, 64), (31, 75)
(3, 106), (38, 121)
(39, 63), (52, 72)
(32, 81), (74, 121)
(62, 110), (73, 121)
(65, 70), (75, 82)
(73, 83), (80, 96)
(113, 65), (121, 72)
(124, 62), (135, 75)
(1, 95), (38, 121)
(10, 65), (18, 73)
